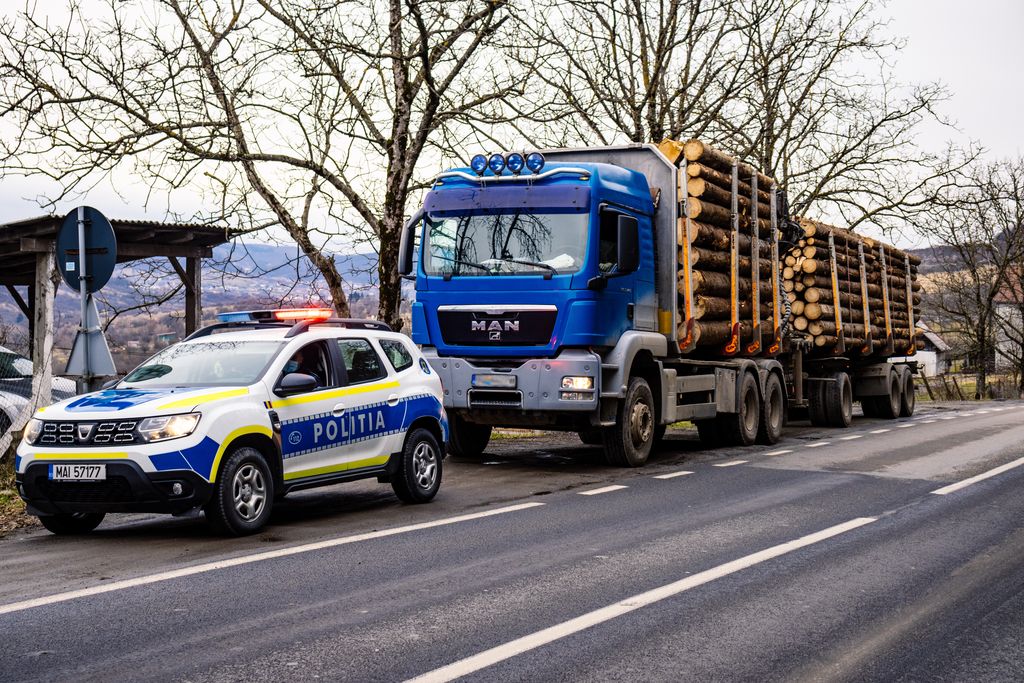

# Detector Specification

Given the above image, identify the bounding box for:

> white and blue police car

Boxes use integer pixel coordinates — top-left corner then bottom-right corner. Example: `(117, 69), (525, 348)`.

(16, 309), (448, 536)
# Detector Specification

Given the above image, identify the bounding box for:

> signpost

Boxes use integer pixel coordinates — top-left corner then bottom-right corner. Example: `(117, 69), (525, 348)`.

(58, 206), (117, 392)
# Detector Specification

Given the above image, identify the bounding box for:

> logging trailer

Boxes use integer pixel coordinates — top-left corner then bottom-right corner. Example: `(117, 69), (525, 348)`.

(398, 143), (919, 466)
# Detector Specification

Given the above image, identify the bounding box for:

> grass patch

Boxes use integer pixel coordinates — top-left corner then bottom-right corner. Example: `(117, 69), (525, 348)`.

(0, 453), (36, 536)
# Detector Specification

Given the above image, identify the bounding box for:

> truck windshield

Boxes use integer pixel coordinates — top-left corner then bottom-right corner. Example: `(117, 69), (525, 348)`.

(423, 212), (589, 277)
(119, 340), (285, 388)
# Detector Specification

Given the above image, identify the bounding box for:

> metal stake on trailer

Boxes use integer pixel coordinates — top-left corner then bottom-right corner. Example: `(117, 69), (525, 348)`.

(747, 171), (761, 355)
(768, 187), (781, 354)
(904, 254), (916, 355)
(723, 159), (740, 356)
(858, 241), (872, 354)
(827, 232), (845, 354)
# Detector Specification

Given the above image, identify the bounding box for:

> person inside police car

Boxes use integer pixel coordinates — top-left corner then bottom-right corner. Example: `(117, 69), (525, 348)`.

(283, 347), (324, 387)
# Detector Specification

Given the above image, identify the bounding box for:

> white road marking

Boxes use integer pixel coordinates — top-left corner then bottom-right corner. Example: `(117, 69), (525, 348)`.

(990, 407), (1006, 412)
(806, 441), (829, 448)
(764, 449), (792, 456)
(940, 416), (956, 420)
(960, 411), (976, 416)
(653, 471), (694, 480)
(0, 502), (545, 617)
(405, 517), (878, 683)
(975, 410), (990, 415)
(838, 435), (863, 441)
(870, 429), (891, 434)
(578, 485), (628, 496)
(897, 423), (915, 428)
(713, 460), (747, 467)
(931, 455), (1024, 496)
(920, 419), (937, 424)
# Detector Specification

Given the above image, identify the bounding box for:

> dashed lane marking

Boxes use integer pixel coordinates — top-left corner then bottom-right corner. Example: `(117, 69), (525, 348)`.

(0, 502), (546, 617)
(839, 435), (863, 441)
(897, 423), (915, 428)
(870, 429), (891, 434)
(920, 419), (937, 424)
(405, 517), (878, 683)
(578, 485), (628, 496)
(713, 460), (747, 467)
(653, 471), (694, 480)
(806, 441), (829, 448)
(764, 449), (792, 456)
(931, 455), (1024, 496)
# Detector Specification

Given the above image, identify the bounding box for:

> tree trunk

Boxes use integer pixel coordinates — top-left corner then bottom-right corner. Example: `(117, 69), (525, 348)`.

(377, 211), (404, 331)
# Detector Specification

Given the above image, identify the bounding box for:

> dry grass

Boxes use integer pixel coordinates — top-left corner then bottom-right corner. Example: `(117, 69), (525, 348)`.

(0, 454), (36, 536)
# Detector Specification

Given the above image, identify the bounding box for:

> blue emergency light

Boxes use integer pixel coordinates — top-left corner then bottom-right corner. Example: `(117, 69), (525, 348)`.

(488, 153), (506, 175)
(505, 152), (525, 174)
(526, 152), (545, 173)
(470, 154), (488, 175)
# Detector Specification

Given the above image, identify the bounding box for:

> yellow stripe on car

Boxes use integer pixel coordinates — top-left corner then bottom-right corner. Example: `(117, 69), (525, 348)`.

(268, 380), (400, 409)
(158, 387), (250, 411)
(32, 452), (129, 460)
(208, 425), (273, 482)
(284, 454), (390, 481)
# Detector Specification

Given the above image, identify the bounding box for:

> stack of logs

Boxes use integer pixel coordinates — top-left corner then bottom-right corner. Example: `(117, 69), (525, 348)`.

(671, 139), (780, 349)
(783, 218), (922, 354)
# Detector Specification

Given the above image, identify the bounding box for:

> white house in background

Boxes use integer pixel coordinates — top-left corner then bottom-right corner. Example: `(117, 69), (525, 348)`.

(994, 280), (1023, 371)
(891, 322), (950, 376)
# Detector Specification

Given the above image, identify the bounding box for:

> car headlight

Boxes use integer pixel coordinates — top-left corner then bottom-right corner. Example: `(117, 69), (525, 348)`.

(137, 413), (201, 442)
(22, 418), (43, 445)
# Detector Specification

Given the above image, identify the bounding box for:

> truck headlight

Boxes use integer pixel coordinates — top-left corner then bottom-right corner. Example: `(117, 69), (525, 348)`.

(22, 418), (43, 445)
(138, 413), (201, 442)
(561, 376), (594, 390)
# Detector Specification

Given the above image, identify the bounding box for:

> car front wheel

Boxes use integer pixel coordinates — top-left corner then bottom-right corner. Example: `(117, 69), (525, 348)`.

(205, 446), (274, 536)
(39, 512), (105, 535)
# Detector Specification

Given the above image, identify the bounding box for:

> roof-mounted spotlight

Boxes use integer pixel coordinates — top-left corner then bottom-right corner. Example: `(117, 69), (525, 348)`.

(470, 154), (488, 175)
(525, 152), (545, 174)
(505, 152), (526, 175)
(488, 153), (506, 176)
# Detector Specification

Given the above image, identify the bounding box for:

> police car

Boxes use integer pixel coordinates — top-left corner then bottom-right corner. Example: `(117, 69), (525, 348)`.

(15, 309), (448, 536)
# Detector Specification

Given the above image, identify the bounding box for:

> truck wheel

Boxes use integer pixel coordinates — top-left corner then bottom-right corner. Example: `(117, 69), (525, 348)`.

(39, 512), (105, 535)
(719, 371), (761, 447)
(391, 428), (442, 504)
(808, 381), (828, 426)
(823, 372), (853, 428)
(577, 428), (603, 446)
(204, 446), (274, 536)
(757, 373), (785, 444)
(447, 415), (492, 458)
(603, 376), (655, 467)
(877, 372), (902, 420)
(900, 371), (916, 417)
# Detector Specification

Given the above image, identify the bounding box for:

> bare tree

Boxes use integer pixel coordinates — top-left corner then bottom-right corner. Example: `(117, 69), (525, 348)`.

(0, 0), (520, 330)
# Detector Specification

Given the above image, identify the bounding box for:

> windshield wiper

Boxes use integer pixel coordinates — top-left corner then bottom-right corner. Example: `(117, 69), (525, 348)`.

(495, 258), (557, 279)
(442, 257), (491, 280)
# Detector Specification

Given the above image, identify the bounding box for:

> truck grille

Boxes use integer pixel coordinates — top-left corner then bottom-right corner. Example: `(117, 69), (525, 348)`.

(468, 389), (523, 408)
(438, 308), (556, 346)
(37, 420), (141, 446)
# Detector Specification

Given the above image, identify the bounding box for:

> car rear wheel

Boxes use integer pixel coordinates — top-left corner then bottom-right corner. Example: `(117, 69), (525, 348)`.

(39, 512), (105, 535)
(392, 427), (443, 503)
(205, 447), (274, 536)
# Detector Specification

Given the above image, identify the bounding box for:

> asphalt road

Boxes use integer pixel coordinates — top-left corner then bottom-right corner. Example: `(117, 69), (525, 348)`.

(3, 401), (1024, 682)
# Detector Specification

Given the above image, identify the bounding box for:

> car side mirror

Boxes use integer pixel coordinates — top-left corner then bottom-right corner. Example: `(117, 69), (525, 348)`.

(617, 214), (639, 273)
(275, 372), (318, 397)
(398, 209), (423, 280)
(100, 378), (119, 390)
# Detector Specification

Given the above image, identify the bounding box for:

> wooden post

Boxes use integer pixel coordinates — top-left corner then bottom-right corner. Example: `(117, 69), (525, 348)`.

(185, 257), (202, 334)
(31, 250), (58, 412)
(921, 374), (936, 402)
(951, 376), (966, 401)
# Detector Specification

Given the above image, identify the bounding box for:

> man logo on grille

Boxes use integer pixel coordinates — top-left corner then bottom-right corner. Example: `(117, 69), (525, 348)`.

(489, 331), (501, 340)
(77, 423), (95, 441)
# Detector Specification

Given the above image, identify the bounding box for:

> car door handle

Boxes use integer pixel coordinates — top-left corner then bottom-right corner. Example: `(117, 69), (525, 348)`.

(332, 403), (346, 416)
(387, 394), (400, 407)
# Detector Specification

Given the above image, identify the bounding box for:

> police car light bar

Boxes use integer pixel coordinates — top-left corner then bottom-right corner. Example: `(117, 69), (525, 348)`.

(216, 308), (334, 323)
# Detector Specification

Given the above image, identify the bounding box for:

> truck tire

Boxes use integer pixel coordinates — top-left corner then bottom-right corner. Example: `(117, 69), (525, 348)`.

(823, 372), (853, 428)
(900, 371), (916, 417)
(391, 427), (442, 504)
(757, 373), (785, 444)
(577, 428), (603, 446)
(447, 415), (492, 458)
(718, 371), (761, 447)
(205, 446), (274, 536)
(39, 512), (105, 535)
(877, 371), (902, 420)
(808, 381), (828, 426)
(602, 377), (655, 467)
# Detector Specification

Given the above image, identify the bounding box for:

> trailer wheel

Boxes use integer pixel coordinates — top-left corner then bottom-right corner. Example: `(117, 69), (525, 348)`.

(716, 371), (760, 447)
(757, 373), (785, 444)
(823, 372), (853, 428)
(602, 377), (655, 467)
(577, 428), (603, 446)
(899, 371), (916, 417)
(447, 415), (492, 458)
(808, 381), (828, 426)
(877, 371), (902, 419)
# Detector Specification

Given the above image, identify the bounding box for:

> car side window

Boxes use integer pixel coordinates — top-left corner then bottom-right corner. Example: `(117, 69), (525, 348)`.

(336, 339), (387, 384)
(281, 341), (335, 389)
(379, 339), (414, 373)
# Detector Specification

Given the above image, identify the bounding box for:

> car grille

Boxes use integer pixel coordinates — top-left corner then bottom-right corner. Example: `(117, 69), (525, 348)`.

(35, 476), (134, 503)
(37, 420), (141, 446)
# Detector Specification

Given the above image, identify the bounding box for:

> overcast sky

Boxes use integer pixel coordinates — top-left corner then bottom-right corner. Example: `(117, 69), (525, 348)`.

(2, 2), (1022, 242)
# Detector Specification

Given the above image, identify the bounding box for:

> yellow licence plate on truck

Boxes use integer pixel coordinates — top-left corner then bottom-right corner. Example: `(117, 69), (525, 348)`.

(49, 464), (106, 481)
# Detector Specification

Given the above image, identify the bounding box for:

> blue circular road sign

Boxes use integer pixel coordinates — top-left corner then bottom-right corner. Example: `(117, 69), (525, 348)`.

(57, 206), (117, 293)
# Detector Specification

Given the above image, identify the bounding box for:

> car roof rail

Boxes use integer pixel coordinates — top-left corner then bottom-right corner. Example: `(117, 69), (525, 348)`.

(184, 321), (292, 341)
(284, 318), (392, 338)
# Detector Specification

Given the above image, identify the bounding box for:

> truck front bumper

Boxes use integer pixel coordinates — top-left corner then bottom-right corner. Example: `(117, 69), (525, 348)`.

(422, 348), (601, 413)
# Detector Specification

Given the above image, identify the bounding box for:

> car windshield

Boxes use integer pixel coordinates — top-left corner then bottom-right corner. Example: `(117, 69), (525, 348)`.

(120, 340), (285, 388)
(423, 211), (589, 277)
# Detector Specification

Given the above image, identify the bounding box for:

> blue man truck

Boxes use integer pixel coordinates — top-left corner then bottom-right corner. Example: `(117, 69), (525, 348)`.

(398, 142), (919, 466)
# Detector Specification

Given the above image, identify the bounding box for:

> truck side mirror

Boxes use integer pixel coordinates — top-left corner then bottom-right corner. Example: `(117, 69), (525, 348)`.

(398, 209), (423, 279)
(617, 214), (639, 273)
